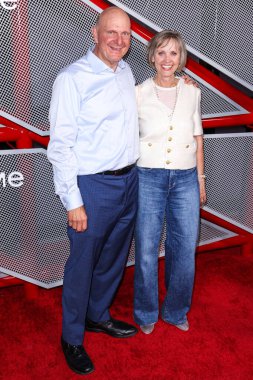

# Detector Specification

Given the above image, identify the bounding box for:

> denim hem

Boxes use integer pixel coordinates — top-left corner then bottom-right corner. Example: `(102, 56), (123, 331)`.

(133, 315), (158, 326)
(161, 316), (187, 326)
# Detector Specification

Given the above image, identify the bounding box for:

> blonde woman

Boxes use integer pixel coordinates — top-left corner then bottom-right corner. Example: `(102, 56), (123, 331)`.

(134, 30), (206, 334)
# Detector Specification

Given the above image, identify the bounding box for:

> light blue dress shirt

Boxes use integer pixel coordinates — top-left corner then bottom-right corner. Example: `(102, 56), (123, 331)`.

(47, 49), (139, 211)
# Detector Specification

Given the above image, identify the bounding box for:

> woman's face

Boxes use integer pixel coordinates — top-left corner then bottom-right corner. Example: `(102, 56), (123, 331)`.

(152, 39), (180, 80)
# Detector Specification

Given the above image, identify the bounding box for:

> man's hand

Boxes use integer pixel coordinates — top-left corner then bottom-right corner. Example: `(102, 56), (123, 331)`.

(182, 75), (198, 87)
(67, 205), (87, 232)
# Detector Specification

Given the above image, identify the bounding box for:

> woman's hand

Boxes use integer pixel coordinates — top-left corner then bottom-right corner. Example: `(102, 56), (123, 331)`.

(198, 179), (207, 207)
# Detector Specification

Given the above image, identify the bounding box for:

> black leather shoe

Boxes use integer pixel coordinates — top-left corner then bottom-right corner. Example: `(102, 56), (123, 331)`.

(86, 317), (138, 338)
(61, 337), (94, 375)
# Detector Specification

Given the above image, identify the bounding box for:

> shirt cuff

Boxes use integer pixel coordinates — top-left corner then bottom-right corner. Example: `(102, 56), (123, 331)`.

(61, 189), (84, 211)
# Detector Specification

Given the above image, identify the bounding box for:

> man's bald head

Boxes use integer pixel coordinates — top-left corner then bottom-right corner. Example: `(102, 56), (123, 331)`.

(92, 6), (131, 71)
(95, 6), (131, 29)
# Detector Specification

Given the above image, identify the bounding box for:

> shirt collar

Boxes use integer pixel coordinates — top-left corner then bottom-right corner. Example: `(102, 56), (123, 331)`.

(86, 47), (126, 74)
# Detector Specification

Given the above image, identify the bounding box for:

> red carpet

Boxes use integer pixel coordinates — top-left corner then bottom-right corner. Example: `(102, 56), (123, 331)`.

(0, 248), (253, 380)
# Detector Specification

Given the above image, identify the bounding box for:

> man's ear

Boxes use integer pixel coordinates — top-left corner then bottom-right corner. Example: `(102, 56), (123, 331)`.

(92, 26), (98, 43)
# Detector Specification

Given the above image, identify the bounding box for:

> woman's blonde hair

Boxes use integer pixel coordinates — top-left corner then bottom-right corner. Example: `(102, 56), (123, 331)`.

(147, 30), (187, 71)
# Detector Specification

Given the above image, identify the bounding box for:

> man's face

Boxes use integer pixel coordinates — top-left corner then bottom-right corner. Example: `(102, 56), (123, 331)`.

(92, 9), (131, 70)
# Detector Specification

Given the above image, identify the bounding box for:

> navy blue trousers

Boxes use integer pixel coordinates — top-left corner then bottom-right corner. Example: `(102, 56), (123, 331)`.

(62, 168), (138, 345)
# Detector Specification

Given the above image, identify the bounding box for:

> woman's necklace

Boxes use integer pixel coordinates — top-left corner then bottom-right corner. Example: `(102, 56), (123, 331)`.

(153, 77), (179, 120)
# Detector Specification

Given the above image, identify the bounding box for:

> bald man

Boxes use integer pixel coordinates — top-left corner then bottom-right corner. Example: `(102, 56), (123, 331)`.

(47, 7), (139, 375)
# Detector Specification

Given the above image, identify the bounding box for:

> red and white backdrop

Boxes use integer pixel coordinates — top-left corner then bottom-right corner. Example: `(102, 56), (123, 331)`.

(1, 0), (253, 288)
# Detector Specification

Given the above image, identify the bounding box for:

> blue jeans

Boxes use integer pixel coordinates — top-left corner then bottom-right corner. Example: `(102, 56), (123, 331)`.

(134, 167), (200, 326)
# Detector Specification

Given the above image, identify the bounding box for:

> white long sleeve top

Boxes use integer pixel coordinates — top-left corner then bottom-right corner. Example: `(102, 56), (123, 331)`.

(47, 49), (139, 210)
